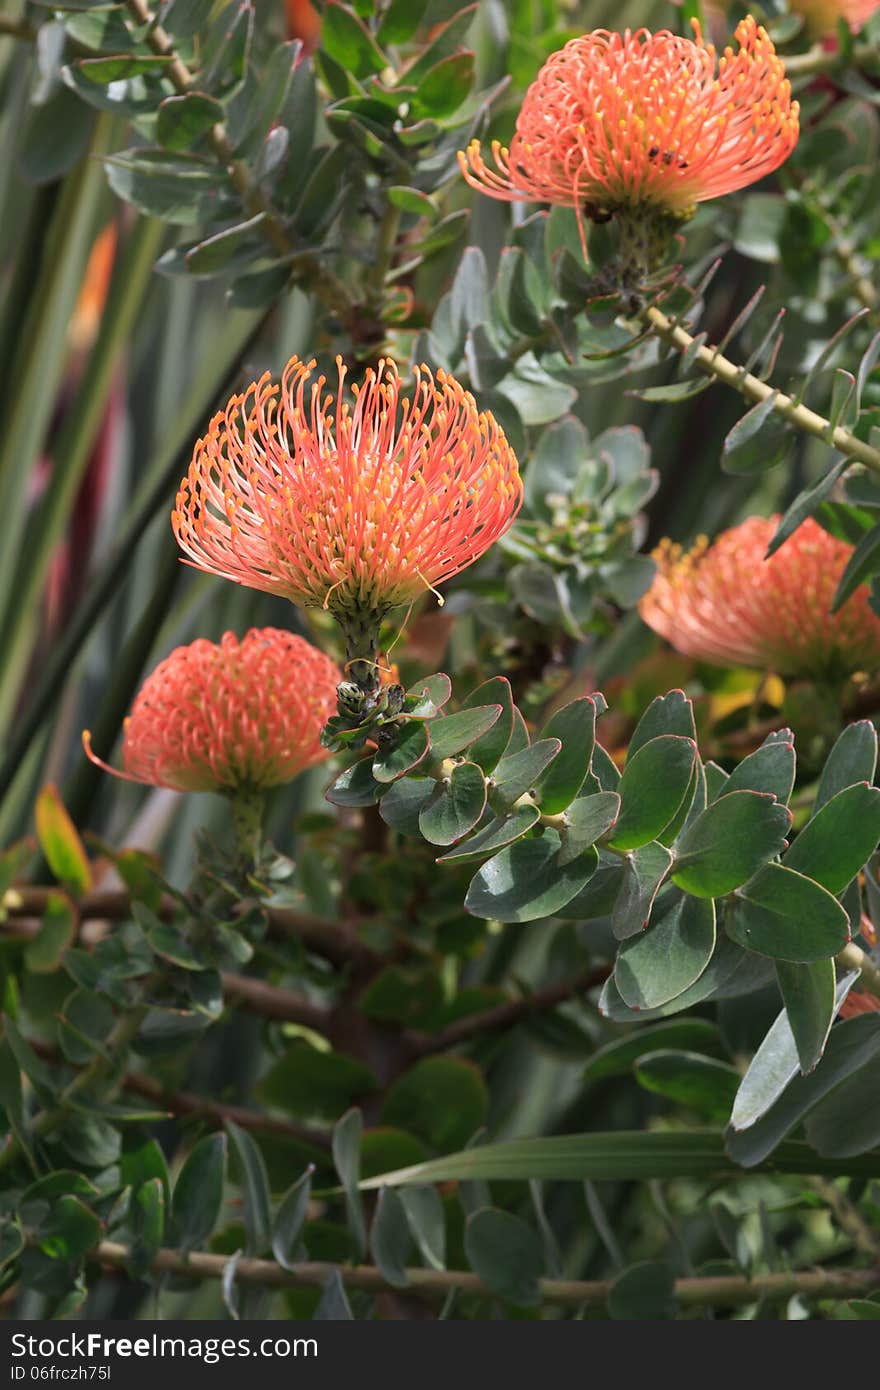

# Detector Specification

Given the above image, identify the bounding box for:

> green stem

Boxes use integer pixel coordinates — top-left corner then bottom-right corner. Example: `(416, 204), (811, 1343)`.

(89, 1241), (880, 1308)
(784, 41), (880, 78)
(338, 604), (384, 695)
(230, 785), (265, 878)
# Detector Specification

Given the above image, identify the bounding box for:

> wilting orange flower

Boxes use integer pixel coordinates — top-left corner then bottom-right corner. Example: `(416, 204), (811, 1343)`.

(791, 0), (880, 35)
(639, 516), (880, 679)
(84, 629), (340, 793)
(459, 18), (798, 253)
(172, 356), (522, 622)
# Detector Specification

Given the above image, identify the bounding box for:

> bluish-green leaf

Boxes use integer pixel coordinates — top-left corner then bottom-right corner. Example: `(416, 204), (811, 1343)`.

(418, 762), (486, 846)
(464, 1208), (543, 1307)
(372, 721), (431, 782)
(815, 721), (877, 810)
(728, 865), (851, 962)
(436, 805), (540, 863)
(608, 735), (697, 851)
(465, 832), (597, 923)
(611, 842), (673, 940)
(172, 1134), (226, 1254)
(672, 792), (791, 898)
(615, 888), (716, 1008)
(272, 1166), (313, 1271)
(782, 782), (880, 895)
(428, 706), (502, 760)
(536, 697), (597, 814)
(558, 791), (620, 867)
(776, 958), (837, 1074)
(488, 739), (561, 811)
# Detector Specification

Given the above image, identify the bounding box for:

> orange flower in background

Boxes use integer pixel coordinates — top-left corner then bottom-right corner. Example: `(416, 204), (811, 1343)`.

(639, 516), (880, 679)
(459, 18), (799, 254)
(68, 222), (117, 354)
(284, 0), (320, 53)
(839, 988), (880, 1018)
(84, 629), (340, 793)
(172, 356), (522, 623)
(792, 0), (880, 35)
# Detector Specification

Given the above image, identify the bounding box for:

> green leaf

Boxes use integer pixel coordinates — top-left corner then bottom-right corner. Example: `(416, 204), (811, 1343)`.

(77, 54), (174, 83)
(381, 1057), (488, 1152)
(633, 1051), (740, 1124)
(488, 739), (561, 811)
(627, 690), (696, 757)
(465, 832), (598, 923)
(833, 519), (880, 610)
(314, 1269), (353, 1319)
(372, 721), (431, 782)
(558, 791), (620, 867)
(360, 1128), (880, 1188)
(359, 966), (442, 1025)
(36, 1195), (101, 1261)
(371, 1187), (412, 1288)
(401, 4), (477, 85)
(582, 1019), (724, 1081)
(608, 735), (697, 851)
(399, 1185), (445, 1270)
(803, 1054), (880, 1158)
(227, 1121), (272, 1256)
(130, 1178), (165, 1280)
(721, 734), (795, 804)
(24, 891), (77, 973)
(428, 705), (502, 760)
(273, 1167), (313, 1271)
(536, 697), (597, 814)
(671, 792), (791, 898)
(57, 989), (114, 1065)
(104, 148), (220, 224)
(600, 936), (774, 1023)
(722, 393), (795, 474)
(776, 958), (837, 1073)
(326, 757), (383, 806)
(0, 1221), (24, 1272)
(782, 783), (880, 895)
(461, 677), (514, 771)
(377, 0), (429, 43)
(185, 215), (266, 275)
(615, 889), (716, 1009)
(411, 50), (474, 118)
(258, 1042), (378, 1122)
(418, 762), (486, 846)
(333, 1108), (366, 1258)
(608, 1262), (677, 1320)
(379, 776), (435, 837)
(35, 784), (91, 894)
(728, 1014), (880, 1165)
(464, 1208), (543, 1306)
(406, 672), (452, 718)
(436, 805), (540, 864)
(172, 1134), (226, 1254)
(611, 842), (674, 941)
(728, 865), (851, 962)
(816, 721), (877, 810)
(322, 2), (387, 78)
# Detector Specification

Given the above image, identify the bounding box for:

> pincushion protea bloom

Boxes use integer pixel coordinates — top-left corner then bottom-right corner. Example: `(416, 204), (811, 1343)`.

(639, 516), (880, 680)
(172, 357), (522, 658)
(84, 628), (340, 794)
(459, 18), (798, 272)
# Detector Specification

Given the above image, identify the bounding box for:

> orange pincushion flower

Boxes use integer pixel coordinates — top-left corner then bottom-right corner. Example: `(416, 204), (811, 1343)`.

(172, 356), (522, 621)
(639, 516), (880, 679)
(84, 628), (340, 794)
(459, 18), (799, 249)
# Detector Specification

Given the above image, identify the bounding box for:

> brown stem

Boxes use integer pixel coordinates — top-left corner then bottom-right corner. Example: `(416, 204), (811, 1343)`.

(406, 965), (611, 1057)
(220, 971), (329, 1030)
(89, 1240), (880, 1308)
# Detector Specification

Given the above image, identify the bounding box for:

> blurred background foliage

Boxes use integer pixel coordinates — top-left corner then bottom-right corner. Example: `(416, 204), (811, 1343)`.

(1, 0), (880, 1321)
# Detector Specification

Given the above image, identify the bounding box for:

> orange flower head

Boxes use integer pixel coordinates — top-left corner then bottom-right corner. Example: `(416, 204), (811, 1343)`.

(839, 987), (880, 1019)
(172, 356), (522, 624)
(459, 18), (799, 255)
(639, 516), (880, 680)
(84, 628), (341, 793)
(791, 0), (879, 36)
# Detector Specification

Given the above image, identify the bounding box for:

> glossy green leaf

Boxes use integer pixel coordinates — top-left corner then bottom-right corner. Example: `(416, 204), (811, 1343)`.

(35, 784), (91, 894)
(558, 791), (620, 867)
(615, 889), (716, 1008)
(326, 756), (383, 807)
(465, 832), (598, 923)
(633, 1051), (740, 1123)
(436, 805), (540, 863)
(406, 672), (452, 718)
(371, 1187), (411, 1288)
(418, 762), (486, 846)
(333, 1108), (366, 1259)
(721, 735), (795, 803)
(381, 1057), (488, 1152)
(372, 721), (431, 782)
(171, 1134), (226, 1254)
(379, 776), (435, 837)
(24, 891), (77, 973)
(130, 1178), (165, 1280)
(608, 736), (696, 851)
(782, 782), (880, 894)
(672, 792), (791, 898)
(461, 677), (514, 771)
(611, 842), (673, 940)
(627, 690), (696, 757)
(776, 958), (837, 1073)
(412, 51), (474, 118)
(728, 865), (851, 962)
(360, 1128), (880, 1188)
(815, 721), (877, 809)
(428, 705), (502, 760)
(488, 738), (561, 811)
(536, 697), (597, 814)
(464, 1207), (543, 1306)
(272, 1166), (313, 1271)
(322, 2), (387, 78)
